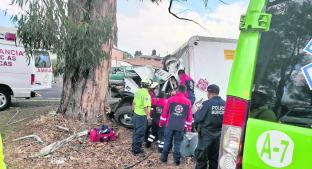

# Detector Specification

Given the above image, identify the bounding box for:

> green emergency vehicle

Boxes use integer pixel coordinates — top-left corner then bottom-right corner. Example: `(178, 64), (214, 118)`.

(217, 0), (312, 169)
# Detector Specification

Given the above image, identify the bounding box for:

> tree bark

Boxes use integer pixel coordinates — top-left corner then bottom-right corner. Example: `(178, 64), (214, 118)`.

(57, 0), (117, 123)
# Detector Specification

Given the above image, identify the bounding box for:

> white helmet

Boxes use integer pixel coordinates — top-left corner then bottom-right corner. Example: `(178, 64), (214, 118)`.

(141, 76), (152, 85)
(151, 82), (159, 89)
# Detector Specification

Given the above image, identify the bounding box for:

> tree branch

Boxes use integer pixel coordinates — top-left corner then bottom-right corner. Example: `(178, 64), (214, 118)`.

(218, 0), (229, 5)
(168, 0), (209, 32)
(13, 135), (44, 143)
(30, 130), (88, 158)
(124, 152), (153, 169)
(268, 0), (291, 7)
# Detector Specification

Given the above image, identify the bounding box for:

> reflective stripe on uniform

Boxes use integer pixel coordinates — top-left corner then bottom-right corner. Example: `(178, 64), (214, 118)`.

(185, 121), (192, 125)
(158, 141), (164, 148)
(147, 135), (155, 142)
(160, 117), (166, 121)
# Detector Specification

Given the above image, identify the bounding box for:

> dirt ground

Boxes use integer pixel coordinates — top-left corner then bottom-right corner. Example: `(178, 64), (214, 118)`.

(1, 102), (195, 169)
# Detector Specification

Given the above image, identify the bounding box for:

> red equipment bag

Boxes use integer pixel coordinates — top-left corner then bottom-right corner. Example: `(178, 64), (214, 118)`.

(89, 126), (117, 142)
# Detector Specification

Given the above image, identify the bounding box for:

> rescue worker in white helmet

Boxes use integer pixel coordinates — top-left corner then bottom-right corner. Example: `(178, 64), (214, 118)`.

(131, 77), (152, 156)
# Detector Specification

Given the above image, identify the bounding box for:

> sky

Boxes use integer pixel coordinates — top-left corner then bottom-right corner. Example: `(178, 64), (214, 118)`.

(0, 0), (248, 56)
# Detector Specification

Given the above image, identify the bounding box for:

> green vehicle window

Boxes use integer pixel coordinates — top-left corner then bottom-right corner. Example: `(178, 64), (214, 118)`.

(252, 0), (312, 128)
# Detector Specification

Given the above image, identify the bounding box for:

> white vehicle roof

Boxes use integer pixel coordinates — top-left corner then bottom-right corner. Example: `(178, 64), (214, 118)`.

(172, 36), (237, 58)
(170, 36), (238, 105)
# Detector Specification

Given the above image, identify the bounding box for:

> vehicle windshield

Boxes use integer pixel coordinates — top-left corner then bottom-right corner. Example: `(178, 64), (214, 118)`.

(34, 51), (51, 68)
(251, 0), (312, 128)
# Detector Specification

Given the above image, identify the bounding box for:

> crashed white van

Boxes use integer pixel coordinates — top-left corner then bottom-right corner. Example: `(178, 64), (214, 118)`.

(164, 36), (237, 111)
(0, 27), (53, 110)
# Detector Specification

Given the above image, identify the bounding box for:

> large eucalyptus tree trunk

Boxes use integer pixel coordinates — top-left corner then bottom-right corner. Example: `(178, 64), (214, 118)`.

(57, 0), (117, 123)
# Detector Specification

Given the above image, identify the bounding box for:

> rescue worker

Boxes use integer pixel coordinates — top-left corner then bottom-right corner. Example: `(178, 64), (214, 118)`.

(194, 84), (225, 169)
(159, 85), (192, 166)
(0, 134), (6, 169)
(131, 77), (152, 156)
(149, 81), (159, 104)
(178, 69), (196, 105)
(145, 81), (160, 148)
(146, 91), (167, 152)
(250, 91), (277, 122)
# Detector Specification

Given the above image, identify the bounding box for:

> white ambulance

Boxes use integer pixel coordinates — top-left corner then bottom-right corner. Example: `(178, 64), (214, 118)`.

(0, 26), (53, 110)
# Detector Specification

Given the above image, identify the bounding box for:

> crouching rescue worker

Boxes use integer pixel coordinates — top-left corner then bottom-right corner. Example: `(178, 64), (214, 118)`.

(145, 91), (167, 152)
(194, 84), (225, 169)
(159, 85), (192, 166)
(131, 77), (152, 156)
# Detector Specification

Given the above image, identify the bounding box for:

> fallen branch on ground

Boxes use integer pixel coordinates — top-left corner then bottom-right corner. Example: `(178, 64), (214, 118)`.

(55, 125), (70, 132)
(13, 135), (44, 143)
(124, 152), (153, 169)
(30, 130), (88, 158)
(6, 109), (20, 125)
(49, 110), (57, 115)
(7, 117), (31, 126)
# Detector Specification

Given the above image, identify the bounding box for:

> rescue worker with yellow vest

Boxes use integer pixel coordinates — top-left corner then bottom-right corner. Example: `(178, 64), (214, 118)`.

(131, 77), (152, 156)
(0, 134), (6, 169)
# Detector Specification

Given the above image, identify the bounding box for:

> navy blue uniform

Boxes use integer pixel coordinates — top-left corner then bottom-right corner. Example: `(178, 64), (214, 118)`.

(131, 88), (151, 155)
(145, 98), (167, 152)
(194, 96), (225, 169)
(159, 93), (192, 164)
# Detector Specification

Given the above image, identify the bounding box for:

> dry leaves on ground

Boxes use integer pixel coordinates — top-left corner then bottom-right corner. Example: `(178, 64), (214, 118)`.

(4, 113), (195, 169)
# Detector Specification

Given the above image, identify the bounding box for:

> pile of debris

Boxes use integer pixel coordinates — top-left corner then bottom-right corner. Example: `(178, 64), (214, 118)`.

(4, 113), (195, 168)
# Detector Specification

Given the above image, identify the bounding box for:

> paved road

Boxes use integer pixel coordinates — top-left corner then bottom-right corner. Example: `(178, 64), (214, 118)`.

(26, 77), (120, 105)
(25, 78), (119, 104)
(34, 77), (63, 100)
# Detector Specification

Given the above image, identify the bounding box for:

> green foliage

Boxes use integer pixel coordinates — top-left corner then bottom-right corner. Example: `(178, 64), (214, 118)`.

(123, 52), (133, 59)
(11, 0), (113, 74)
(134, 50), (143, 57)
(254, 0), (312, 108)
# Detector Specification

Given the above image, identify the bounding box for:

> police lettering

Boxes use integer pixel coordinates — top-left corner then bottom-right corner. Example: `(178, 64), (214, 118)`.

(212, 106), (224, 111)
(211, 106), (224, 115)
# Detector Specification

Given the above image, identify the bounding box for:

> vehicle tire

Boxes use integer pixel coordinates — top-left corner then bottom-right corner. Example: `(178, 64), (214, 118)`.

(0, 89), (11, 111)
(114, 105), (134, 129)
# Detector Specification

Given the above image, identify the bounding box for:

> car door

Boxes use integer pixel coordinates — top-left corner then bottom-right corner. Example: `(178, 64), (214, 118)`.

(33, 51), (53, 90)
